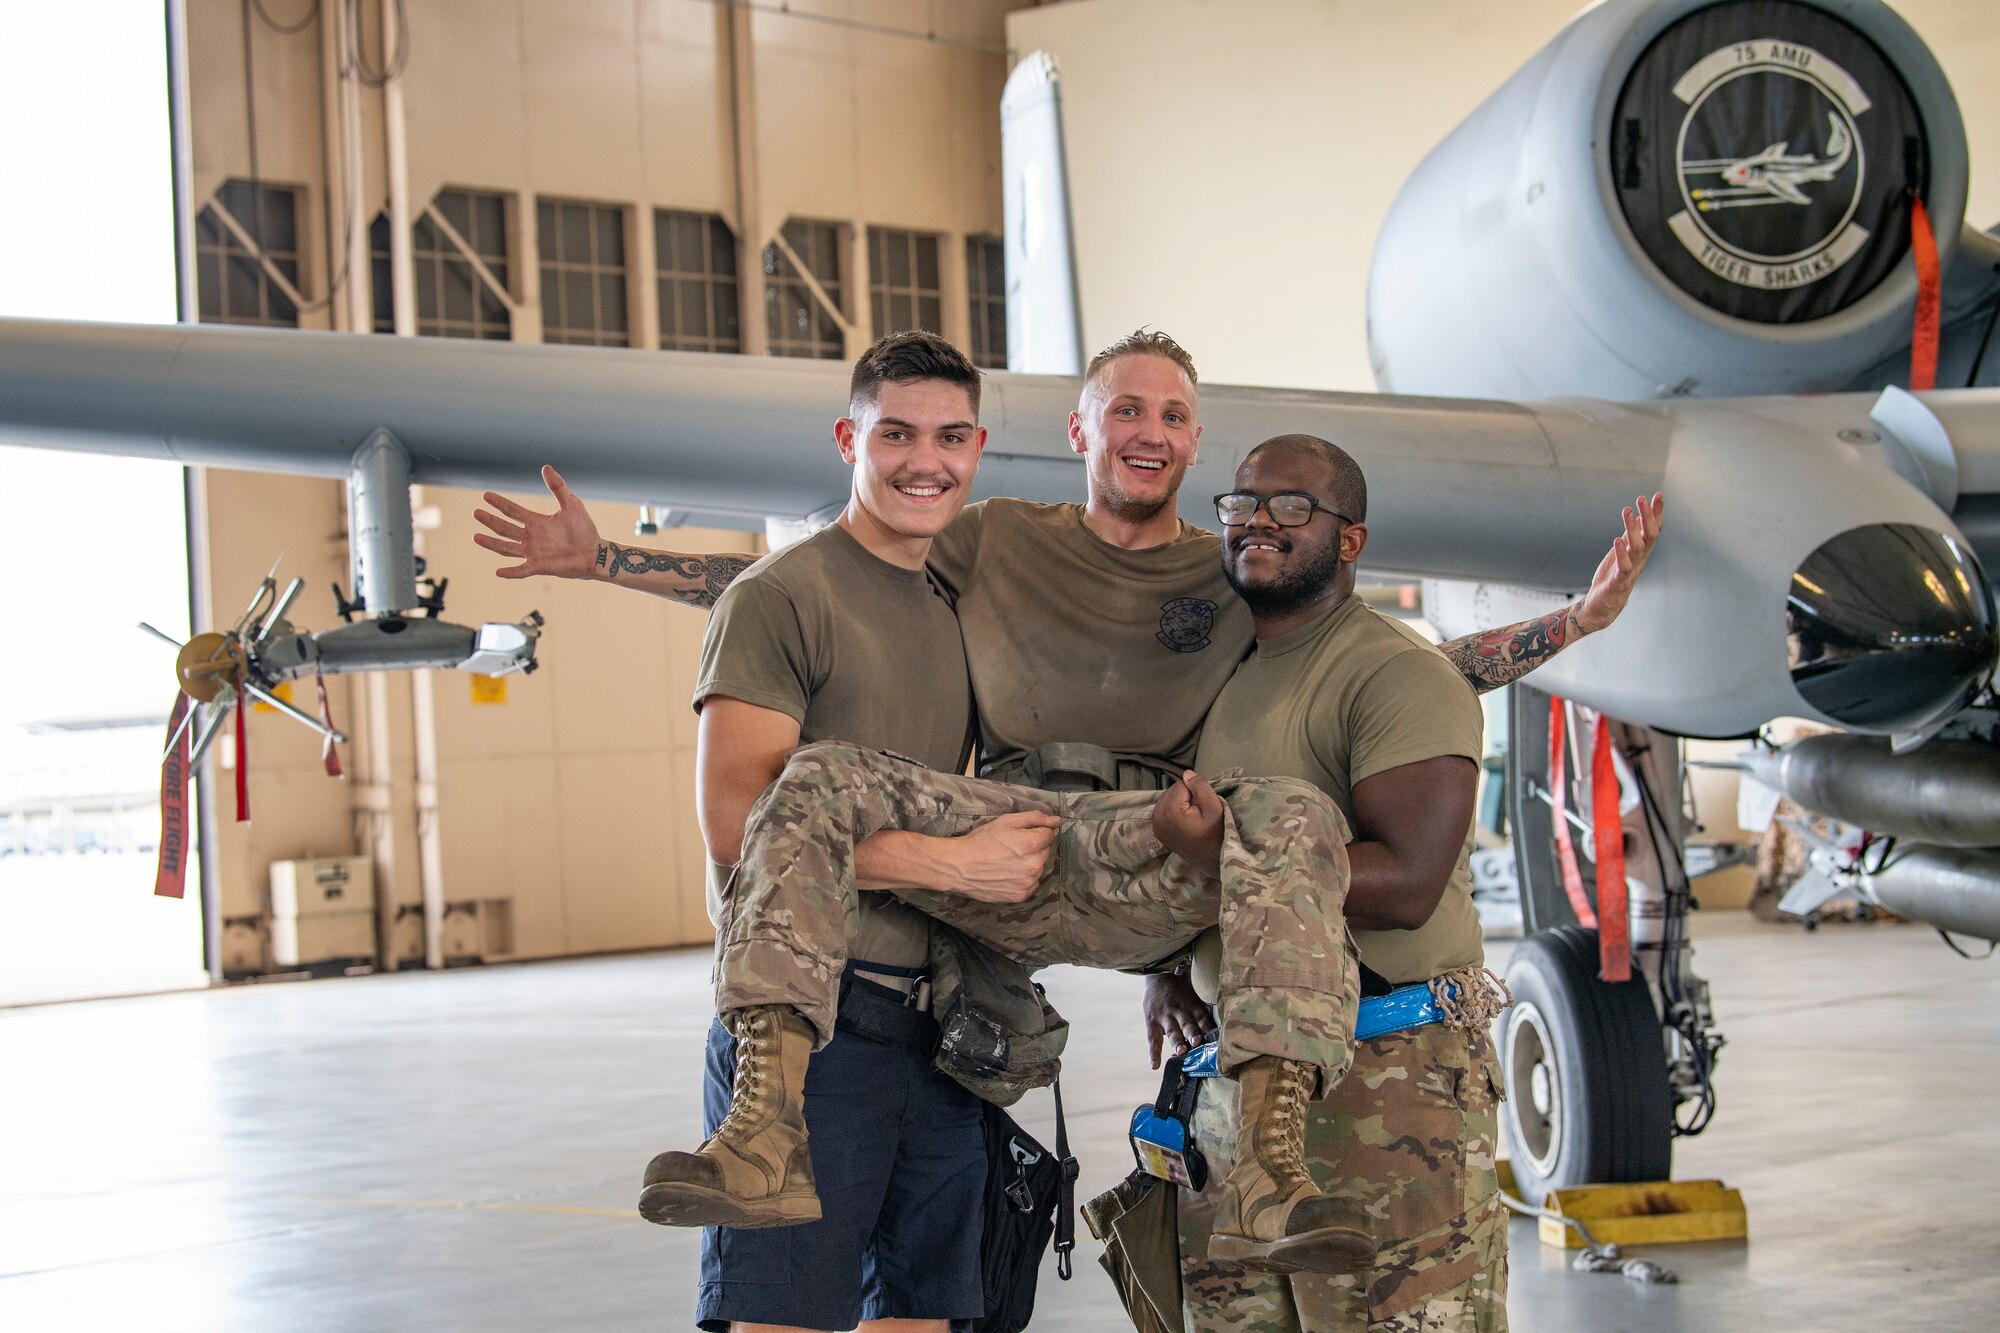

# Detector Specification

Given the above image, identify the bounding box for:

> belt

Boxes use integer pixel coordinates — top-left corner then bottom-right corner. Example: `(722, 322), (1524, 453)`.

(1178, 980), (1462, 1077)
(851, 964), (931, 1010)
(1354, 979), (1459, 1043)
(981, 741), (1184, 793)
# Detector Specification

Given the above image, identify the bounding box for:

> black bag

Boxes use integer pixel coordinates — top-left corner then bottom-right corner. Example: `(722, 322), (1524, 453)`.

(975, 1082), (1078, 1333)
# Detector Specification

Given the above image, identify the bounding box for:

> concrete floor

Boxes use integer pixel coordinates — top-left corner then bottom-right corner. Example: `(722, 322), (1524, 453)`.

(2, 913), (1997, 1331)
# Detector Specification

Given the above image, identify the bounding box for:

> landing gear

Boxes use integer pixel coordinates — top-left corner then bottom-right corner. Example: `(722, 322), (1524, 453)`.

(1501, 925), (1672, 1205)
(1500, 684), (1724, 1203)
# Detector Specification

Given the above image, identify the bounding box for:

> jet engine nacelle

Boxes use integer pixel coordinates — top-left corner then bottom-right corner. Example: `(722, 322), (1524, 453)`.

(1426, 389), (1995, 739)
(1368, 0), (1970, 402)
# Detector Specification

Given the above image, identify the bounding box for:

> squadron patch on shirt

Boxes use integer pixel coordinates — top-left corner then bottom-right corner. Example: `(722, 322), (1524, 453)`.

(1610, 0), (1926, 324)
(1157, 597), (1217, 653)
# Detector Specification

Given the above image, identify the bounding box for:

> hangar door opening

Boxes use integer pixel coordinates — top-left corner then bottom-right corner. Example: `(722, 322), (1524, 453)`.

(0, 450), (208, 1006)
(0, 0), (202, 1005)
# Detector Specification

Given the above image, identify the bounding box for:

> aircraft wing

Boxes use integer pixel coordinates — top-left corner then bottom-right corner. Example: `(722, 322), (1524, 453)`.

(2, 316), (1995, 741)
(0, 315), (1657, 589)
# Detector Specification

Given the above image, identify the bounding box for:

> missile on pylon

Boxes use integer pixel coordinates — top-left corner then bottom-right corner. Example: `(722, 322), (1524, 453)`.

(1740, 734), (2000, 848)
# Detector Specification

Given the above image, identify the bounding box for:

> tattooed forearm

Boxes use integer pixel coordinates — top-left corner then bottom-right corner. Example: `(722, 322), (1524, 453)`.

(596, 543), (753, 608)
(1439, 604), (1586, 694)
(600, 542), (705, 580)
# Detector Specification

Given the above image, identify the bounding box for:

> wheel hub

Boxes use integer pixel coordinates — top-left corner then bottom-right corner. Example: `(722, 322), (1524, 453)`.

(1505, 1001), (1563, 1177)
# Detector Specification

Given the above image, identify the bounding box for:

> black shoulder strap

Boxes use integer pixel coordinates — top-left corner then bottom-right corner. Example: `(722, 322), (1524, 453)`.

(1052, 1078), (1079, 1280)
(1152, 1057), (1181, 1116)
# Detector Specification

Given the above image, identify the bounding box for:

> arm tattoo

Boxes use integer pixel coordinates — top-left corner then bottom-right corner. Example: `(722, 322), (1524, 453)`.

(601, 542), (753, 609)
(1439, 604), (1585, 694)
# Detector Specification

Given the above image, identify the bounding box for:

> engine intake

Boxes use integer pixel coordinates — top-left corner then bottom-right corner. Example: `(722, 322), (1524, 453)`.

(1367, 0), (1969, 401)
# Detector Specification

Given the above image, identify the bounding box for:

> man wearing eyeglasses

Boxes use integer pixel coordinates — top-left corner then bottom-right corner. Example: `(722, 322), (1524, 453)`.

(1161, 437), (1662, 1333)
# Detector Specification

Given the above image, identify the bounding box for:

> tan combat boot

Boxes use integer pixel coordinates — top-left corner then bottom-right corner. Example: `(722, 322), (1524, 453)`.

(1205, 1055), (1375, 1275)
(637, 1005), (821, 1229)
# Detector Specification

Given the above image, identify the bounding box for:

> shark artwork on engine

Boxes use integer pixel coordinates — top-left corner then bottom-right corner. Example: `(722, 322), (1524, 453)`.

(1683, 112), (1852, 209)
(0, 0), (1994, 1203)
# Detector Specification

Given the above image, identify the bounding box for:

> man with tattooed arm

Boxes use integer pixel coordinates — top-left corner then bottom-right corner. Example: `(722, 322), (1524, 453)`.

(1149, 437), (1663, 1333)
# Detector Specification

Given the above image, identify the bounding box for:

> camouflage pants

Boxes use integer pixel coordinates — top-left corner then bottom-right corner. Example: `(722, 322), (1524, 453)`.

(1179, 1024), (1508, 1332)
(715, 740), (1358, 1082)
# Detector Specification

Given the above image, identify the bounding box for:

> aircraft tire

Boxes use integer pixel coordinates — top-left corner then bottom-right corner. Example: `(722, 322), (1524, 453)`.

(1499, 924), (1673, 1207)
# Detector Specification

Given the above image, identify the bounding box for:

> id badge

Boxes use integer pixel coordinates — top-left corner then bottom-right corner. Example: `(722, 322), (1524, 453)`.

(1129, 1105), (1206, 1189)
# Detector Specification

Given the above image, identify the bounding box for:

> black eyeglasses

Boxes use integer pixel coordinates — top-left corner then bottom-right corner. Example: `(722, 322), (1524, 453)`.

(1213, 491), (1355, 528)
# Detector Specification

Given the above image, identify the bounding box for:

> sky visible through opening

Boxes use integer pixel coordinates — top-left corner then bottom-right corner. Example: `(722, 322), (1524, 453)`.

(0, 2), (203, 1001)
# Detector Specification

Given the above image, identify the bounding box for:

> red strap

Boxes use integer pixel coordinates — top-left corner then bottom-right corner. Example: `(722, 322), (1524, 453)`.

(154, 693), (193, 898)
(1590, 715), (1632, 983)
(1910, 195), (1941, 392)
(1547, 697), (1597, 929)
(316, 669), (344, 778)
(233, 685), (251, 823)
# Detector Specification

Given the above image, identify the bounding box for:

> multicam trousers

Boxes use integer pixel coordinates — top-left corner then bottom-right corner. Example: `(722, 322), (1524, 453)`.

(1179, 1024), (1509, 1332)
(714, 740), (1360, 1083)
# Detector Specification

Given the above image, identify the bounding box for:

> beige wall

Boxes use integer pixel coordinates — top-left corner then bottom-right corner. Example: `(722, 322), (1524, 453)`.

(1008, 0), (2000, 393)
(190, 471), (368, 970)
(421, 490), (753, 959)
(183, 0), (1029, 967)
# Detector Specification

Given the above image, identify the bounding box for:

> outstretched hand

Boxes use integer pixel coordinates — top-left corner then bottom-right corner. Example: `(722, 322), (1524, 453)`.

(1575, 492), (1665, 633)
(474, 465), (604, 580)
(1153, 770), (1224, 880)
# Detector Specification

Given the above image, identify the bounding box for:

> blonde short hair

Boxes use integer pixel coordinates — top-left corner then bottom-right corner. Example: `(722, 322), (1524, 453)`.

(1083, 328), (1199, 392)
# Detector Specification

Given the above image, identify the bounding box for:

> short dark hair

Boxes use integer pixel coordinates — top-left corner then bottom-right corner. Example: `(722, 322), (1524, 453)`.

(1245, 434), (1367, 521)
(1084, 328), (1199, 392)
(849, 330), (982, 416)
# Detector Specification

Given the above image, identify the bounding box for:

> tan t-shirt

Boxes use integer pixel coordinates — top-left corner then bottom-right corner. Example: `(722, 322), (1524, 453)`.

(1195, 594), (1485, 985)
(928, 499), (1253, 770)
(694, 523), (973, 968)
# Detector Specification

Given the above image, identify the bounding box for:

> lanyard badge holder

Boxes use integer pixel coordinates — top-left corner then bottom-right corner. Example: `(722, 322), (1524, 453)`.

(1128, 1037), (1220, 1190)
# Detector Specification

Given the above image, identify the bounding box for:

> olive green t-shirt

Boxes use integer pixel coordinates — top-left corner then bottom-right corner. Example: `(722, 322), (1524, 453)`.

(927, 499), (1253, 770)
(1194, 594), (1485, 985)
(694, 523), (973, 968)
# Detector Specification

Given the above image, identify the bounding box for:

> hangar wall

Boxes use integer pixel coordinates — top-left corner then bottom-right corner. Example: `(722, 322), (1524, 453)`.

(182, 0), (1031, 970)
(1007, 0), (2000, 394)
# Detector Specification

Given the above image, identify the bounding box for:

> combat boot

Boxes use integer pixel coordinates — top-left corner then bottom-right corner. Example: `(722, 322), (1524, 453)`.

(1205, 1055), (1375, 1275)
(637, 1005), (821, 1229)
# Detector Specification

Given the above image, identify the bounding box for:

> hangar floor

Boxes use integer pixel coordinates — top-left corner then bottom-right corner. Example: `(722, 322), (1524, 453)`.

(2, 913), (1995, 1331)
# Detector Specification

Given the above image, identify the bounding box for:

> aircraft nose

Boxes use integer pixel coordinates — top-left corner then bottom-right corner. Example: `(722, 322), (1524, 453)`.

(1787, 524), (1997, 732)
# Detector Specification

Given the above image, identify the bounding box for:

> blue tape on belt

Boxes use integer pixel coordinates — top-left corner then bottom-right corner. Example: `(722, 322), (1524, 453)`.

(1179, 981), (1454, 1078)
(1354, 980), (1452, 1043)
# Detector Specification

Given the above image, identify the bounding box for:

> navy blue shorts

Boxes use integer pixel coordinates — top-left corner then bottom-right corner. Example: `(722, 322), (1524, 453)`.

(695, 1015), (987, 1331)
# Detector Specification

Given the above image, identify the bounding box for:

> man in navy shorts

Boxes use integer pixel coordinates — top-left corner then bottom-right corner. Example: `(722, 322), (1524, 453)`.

(673, 331), (1054, 1331)
(480, 333), (1059, 1328)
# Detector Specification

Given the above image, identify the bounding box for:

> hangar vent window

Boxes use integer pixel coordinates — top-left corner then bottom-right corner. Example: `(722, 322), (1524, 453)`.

(867, 227), (943, 338)
(370, 192), (515, 339)
(655, 210), (741, 354)
(966, 235), (1006, 369)
(765, 218), (847, 360)
(537, 198), (630, 347)
(418, 190), (513, 340)
(196, 179), (302, 328)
